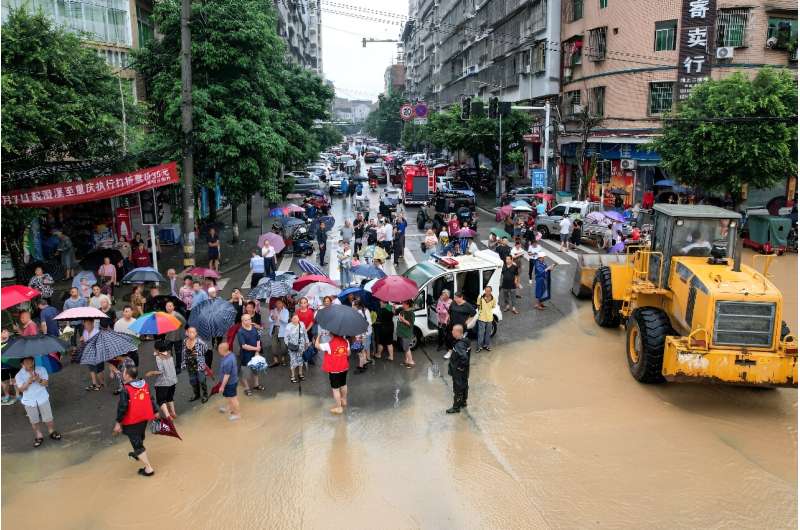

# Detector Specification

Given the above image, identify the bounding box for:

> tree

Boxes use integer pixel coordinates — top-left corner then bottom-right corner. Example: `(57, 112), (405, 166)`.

(652, 68), (797, 207)
(312, 124), (344, 152)
(364, 92), (405, 146)
(400, 120), (428, 152)
(2, 8), (133, 275)
(570, 107), (602, 201)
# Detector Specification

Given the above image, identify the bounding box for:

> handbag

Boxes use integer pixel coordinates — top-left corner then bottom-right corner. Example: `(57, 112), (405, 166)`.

(287, 325), (301, 352)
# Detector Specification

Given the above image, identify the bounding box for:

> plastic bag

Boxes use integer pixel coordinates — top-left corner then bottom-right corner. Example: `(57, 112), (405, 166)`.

(247, 354), (268, 373)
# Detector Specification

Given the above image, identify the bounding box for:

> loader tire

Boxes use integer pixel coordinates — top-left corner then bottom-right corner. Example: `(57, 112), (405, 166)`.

(592, 266), (621, 327)
(626, 308), (672, 384)
(781, 321), (791, 341)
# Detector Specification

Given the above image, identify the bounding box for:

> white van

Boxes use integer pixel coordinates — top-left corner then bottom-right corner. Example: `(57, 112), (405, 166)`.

(401, 250), (504, 349)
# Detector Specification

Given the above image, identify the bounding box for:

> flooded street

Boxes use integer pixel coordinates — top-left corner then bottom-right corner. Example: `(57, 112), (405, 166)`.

(3, 297), (796, 529)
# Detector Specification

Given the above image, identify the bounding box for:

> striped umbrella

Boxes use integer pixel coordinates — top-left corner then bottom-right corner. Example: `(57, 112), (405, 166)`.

(187, 298), (236, 340)
(79, 330), (139, 365)
(129, 312), (183, 335)
(298, 259), (325, 276)
(247, 280), (291, 300)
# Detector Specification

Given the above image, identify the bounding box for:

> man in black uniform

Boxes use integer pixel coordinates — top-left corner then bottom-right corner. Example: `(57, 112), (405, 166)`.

(446, 324), (471, 414)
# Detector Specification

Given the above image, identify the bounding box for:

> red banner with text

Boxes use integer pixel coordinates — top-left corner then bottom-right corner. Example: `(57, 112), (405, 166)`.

(2, 162), (179, 208)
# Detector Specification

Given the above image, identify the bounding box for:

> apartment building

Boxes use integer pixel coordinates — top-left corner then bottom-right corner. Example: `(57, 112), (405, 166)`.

(384, 63), (407, 94)
(308, 0), (323, 74)
(558, 0), (797, 204)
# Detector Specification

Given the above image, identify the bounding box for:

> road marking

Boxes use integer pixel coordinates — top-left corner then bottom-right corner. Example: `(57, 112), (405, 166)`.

(241, 271), (253, 289)
(402, 245), (418, 267)
(277, 253), (293, 272)
(577, 244), (598, 254)
(539, 239), (577, 263)
(216, 277), (230, 291)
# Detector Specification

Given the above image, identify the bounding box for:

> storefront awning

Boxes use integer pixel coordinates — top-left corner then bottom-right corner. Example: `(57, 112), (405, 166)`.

(2, 162), (178, 208)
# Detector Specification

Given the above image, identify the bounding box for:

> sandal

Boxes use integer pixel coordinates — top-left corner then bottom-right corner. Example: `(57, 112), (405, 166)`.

(299, 375), (305, 381)
(33, 437), (44, 448)
(244, 389), (253, 396)
(138, 468), (155, 477)
(85, 385), (98, 391)
(290, 377), (297, 384)
(49, 431), (62, 441)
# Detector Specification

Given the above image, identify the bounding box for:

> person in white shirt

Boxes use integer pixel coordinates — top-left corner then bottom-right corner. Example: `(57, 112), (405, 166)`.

(337, 240), (353, 287)
(383, 221), (394, 257)
(15, 357), (61, 447)
(559, 216), (573, 252)
(268, 299), (290, 367)
(527, 239), (544, 284)
(261, 240), (277, 280)
(113, 305), (141, 366)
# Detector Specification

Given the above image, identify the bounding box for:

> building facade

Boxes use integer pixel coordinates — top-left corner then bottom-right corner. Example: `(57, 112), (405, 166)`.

(558, 0), (797, 204)
(307, 0), (323, 74)
(384, 63), (407, 94)
(332, 97), (373, 123)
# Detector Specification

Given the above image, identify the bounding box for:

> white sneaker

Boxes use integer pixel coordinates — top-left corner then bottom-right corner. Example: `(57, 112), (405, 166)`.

(218, 407), (228, 414)
(443, 351), (452, 359)
(528, 279), (533, 285)
(228, 414), (241, 421)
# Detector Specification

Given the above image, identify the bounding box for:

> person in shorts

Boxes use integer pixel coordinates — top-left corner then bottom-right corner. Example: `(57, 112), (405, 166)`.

(113, 366), (158, 477)
(81, 318), (105, 391)
(316, 333), (350, 415)
(217, 343), (240, 421)
(146, 341), (178, 420)
(15, 356), (61, 448)
(559, 216), (573, 252)
(395, 300), (416, 368)
(1, 329), (19, 405)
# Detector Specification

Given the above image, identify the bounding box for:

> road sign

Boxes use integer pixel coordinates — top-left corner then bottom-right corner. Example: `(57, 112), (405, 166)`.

(414, 102), (428, 119)
(413, 117), (428, 125)
(531, 169), (547, 188)
(400, 104), (414, 121)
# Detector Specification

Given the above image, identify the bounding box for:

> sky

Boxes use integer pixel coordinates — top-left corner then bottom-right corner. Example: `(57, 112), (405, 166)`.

(319, 0), (407, 103)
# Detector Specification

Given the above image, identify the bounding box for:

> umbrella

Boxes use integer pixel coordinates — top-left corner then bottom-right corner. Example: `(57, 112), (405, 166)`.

(122, 267), (164, 284)
(256, 232), (286, 253)
(293, 275), (336, 291)
(187, 298), (237, 340)
(654, 179), (675, 187)
(80, 248), (123, 272)
(534, 193), (555, 201)
(363, 279), (379, 292)
(283, 217), (306, 229)
(78, 330), (139, 365)
(247, 280), (291, 300)
(603, 210), (626, 223)
(456, 228), (477, 238)
(351, 264), (387, 279)
(274, 272), (297, 284)
(1, 285), (41, 310)
(314, 305), (369, 336)
(71, 271), (97, 289)
(54, 307), (107, 321)
(370, 275), (419, 303)
(308, 189), (326, 196)
(129, 312), (183, 335)
(496, 204), (513, 221)
(269, 207), (286, 217)
(3, 335), (68, 358)
(489, 227), (512, 239)
(314, 216), (336, 231)
(144, 295), (187, 316)
(337, 287), (376, 309)
(286, 203), (305, 213)
(151, 417), (182, 440)
(298, 259), (325, 276)
(585, 212), (608, 225)
(511, 200), (533, 212)
(186, 267), (221, 279)
(299, 282), (341, 300)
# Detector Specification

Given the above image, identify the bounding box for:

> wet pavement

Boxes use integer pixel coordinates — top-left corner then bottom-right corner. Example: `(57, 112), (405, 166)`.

(2, 158), (797, 529)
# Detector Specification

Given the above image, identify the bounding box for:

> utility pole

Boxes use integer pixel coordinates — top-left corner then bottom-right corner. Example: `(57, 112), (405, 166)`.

(497, 113), (502, 203)
(180, 0), (195, 268)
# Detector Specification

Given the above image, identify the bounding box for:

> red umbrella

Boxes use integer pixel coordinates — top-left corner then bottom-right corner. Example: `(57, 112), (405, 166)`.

(371, 275), (419, 303)
(186, 267), (220, 279)
(1, 285), (41, 310)
(293, 274), (336, 291)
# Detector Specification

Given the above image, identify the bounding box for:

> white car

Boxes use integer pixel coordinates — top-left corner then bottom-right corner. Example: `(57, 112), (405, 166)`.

(401, 250), (504, 349)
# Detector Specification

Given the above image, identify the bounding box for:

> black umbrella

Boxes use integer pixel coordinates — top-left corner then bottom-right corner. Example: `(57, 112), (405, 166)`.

(79, 330), (139, 365)
(314, 305), (369, 337)
(145, 295), (187, 316)
(3, 335), (69, 359)
(187, 298), (236, 340)
(80, 248), (124, 272)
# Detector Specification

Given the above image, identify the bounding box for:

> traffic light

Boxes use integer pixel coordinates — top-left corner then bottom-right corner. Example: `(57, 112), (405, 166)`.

(488, 97), (499, 119)
(471, 100), (484, 118)
(139, 189), (158, 225)
(362, 38), (367, 48)
(499, 101), (512, 117)
(461, 96), (471, 120)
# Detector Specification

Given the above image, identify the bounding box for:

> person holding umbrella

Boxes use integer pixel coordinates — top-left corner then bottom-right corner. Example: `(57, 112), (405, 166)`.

(395, 300), (416, 368)
(316, 332), (350, 415)
(113, 366), (158, 476)
(261, 240), (277, 281)
(80, 318), (104, 391)
(15, 356), (62, 447)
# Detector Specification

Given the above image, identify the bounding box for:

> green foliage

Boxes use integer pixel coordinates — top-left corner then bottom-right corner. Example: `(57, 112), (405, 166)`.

(400, 120), (428, 152)
(312, 124), (344, 152)
(364, 92), (405, 145)
(652, 68), (797, 204)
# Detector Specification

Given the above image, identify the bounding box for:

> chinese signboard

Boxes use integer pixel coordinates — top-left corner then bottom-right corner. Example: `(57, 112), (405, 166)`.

(677, 0), (717, 101)
(531, 169), (547, 188)
(2, 162), (179, 208)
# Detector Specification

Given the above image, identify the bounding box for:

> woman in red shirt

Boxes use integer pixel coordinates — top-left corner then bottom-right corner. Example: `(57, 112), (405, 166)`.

(131, 242), (151, 268)
(295, 297), (315, 340)
(315, 333), (349, 415)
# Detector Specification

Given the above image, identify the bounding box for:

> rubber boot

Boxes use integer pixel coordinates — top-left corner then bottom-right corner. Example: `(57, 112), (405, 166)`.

(200, 382), (209, 403)
(189, 383), (201, 402)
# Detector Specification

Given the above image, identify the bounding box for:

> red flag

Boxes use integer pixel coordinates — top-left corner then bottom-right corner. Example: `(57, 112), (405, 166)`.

(204, 366), (214, 379)
(210, 381), (222, 396)
(151, 417), (182, 440)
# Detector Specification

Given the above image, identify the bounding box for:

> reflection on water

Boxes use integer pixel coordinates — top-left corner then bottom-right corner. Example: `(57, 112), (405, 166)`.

(3, 300), (797, 529)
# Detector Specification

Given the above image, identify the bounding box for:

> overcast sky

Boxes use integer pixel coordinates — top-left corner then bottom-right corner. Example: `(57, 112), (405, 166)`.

(320, 0), (406, 102)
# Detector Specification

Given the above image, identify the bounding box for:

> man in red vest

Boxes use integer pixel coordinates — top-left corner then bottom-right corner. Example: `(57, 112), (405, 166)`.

(113, 366), (158, 477)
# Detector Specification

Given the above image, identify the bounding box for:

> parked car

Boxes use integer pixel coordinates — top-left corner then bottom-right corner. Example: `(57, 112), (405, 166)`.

(536, 201), (602, 239)
(306, 165), (330, 182)
(288, 174), (323, 194)
(367, 164), (388, 183)
(500, 185), (554, 205)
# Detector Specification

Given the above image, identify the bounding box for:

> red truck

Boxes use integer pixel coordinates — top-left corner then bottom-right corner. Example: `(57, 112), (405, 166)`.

(403, 162), (434, 205)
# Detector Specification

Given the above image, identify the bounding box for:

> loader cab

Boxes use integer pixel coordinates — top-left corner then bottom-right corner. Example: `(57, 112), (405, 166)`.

(649, 205), (741, 287)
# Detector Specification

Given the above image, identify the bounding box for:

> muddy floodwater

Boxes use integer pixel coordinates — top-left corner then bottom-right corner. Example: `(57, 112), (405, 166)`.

(3, 255), (797, 529)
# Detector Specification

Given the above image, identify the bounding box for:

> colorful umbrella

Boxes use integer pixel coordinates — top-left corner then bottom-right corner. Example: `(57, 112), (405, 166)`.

(187, 298), (237, 340)
(351, 264), (387, 279)
(1, 285), (41, 310)
(299, 282), (341, 300)
(257, 232), (286, 253)
(286, 203), (305, 213)
(293, 274), (335, 291)
(71, 271), (97, 289)
(2, 335), (68, 358)
(603, 210), (626, 223)
(129, 312), (183, 335)
(78, 331), (139, 365)
(489, 227), (512, 239)
(314, 305), (369, 336)
(122, 267), (164, 284)
(54, 307), (107, 321)
(370, 275), (419, 303)
(298, 259), (325, 276)
(456, 228), (477, 238)
(186, 267), (221, 279)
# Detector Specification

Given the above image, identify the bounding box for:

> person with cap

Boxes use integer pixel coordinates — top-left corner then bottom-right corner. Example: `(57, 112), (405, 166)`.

(446, 324), (471, 414)
(15, 356), (62, 447)
(533, 250), (555, 310)
(112, 365), (158, 476)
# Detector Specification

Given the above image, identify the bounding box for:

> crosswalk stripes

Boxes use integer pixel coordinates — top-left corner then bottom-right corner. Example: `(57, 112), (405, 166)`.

(277, 253), (293, 272)
(402, 245), (417, 267)
(241, 271), (252, 289)
(577, 244), (598, 254)
(538, 239), (577, 264)
(216, 277), (230, 291)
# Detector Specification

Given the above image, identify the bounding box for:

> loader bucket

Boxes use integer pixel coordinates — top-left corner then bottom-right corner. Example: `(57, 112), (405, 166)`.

(571, 253), (629, 298)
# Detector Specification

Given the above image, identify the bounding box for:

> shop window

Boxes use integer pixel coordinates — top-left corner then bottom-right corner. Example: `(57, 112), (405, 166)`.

(591, 86), (605, 116)
(649, 82), (674, 115)
(654, 20), (677, 51)
(716, 8), (750, 48)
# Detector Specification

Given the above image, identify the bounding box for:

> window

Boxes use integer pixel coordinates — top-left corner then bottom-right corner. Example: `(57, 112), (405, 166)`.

(649, 82), (674, 115)
(600, 0), (607, 8)
(767, 17), (798, 51)
(137, 6), (154, 47)
(716, 8), (751, 48)
(563, 90), (582, 116)
(572, 0), (583, 21)
(533, 40), (546, 73)
(591, 86), (605, 116)
(654, 20), (677, 51)
(587, 27), (607, 61)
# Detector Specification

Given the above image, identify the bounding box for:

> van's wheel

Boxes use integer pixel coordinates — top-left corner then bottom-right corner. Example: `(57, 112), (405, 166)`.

(592, 266), (620, 327)
(409, 327), (422, 350)
(491, 317), (498, 337)
(626, 308), (671, 383)
(537, 226), (550, 239)
(781, 320), (791, 340)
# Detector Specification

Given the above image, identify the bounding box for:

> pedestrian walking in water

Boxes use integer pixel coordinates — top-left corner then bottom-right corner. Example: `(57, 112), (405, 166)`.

(15, 356), (62, 448)
(217, 343), (241, 421)
(533, 251), (555, 310)
(182, 327), (208, 403)
(316, 333), (350, 415)
(113, 366), (158, 477)
(395, 300), (416, 368)
(284, 314), (309, 383)
(446, 324), (471, 414)
(476, 286), (496, 352)
(146, 341), (178, 420)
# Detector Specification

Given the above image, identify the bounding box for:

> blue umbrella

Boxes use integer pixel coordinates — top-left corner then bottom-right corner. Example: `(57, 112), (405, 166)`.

(352, 263), (387, 279)
(79, 330), (139, 365)
(187, 298), (236, 340)
(122, 267), (164, 284)
(3, 335), (68, 358)
(274, 272), (297, 284)
(337, 287), (377, 309)
(71, 270), (97, 289)
(298, 259), (325, 276)
(654, 179), (675, 187)
(282, 217), (306, 228)
(269, 207), (285, 217)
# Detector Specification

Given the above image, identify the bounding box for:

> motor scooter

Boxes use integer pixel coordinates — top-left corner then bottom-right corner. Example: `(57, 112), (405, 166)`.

(369, 176), (378, 191)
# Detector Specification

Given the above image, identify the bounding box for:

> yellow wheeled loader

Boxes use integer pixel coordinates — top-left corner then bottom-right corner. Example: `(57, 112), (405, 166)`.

(588, 204), (797, 387)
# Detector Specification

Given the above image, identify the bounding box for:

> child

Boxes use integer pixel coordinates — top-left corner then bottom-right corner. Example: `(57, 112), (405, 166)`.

(146, 341), (178, 420)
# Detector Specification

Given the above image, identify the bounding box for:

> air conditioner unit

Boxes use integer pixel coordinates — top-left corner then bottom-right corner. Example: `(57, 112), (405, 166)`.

(563, 67), (572, 79)
(716, 46), (735, 59)
(620, 159), (637, 170)
(766, 36), (778, 48)
(572, 103), (584, 115)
